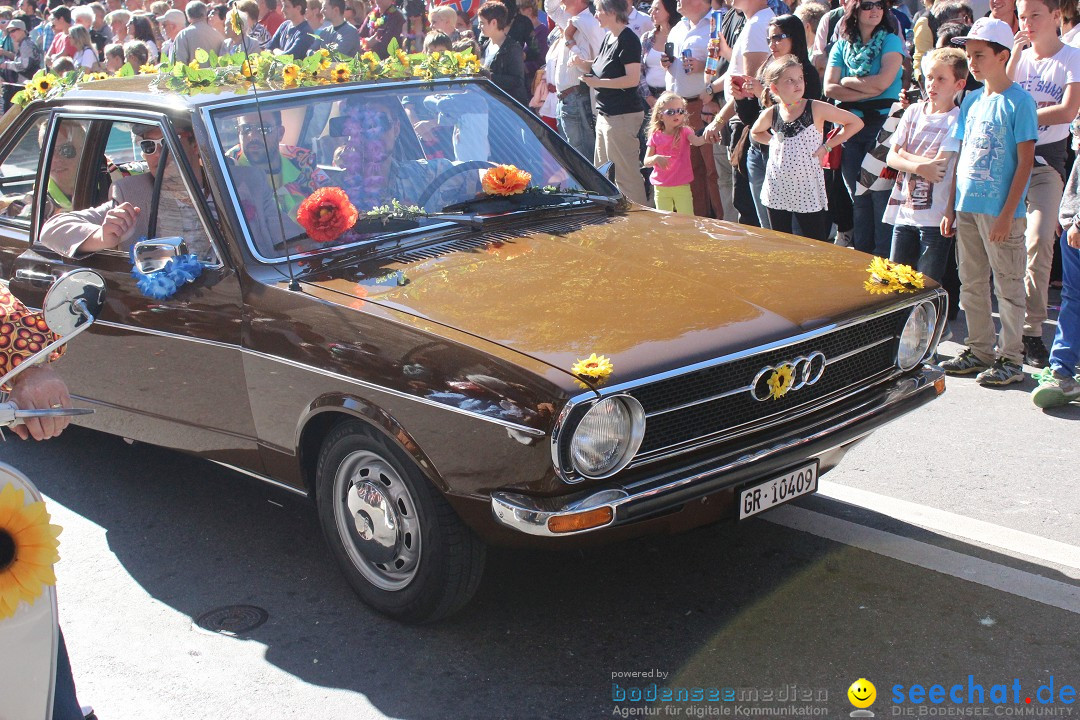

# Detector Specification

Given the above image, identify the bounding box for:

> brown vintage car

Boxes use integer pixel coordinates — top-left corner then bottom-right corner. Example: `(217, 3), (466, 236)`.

(0, 74), (946, 622)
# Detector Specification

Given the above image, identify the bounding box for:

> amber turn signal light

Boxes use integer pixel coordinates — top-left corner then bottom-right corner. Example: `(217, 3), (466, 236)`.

(547, 506), (614, 534)
(934, 376), (946, 395)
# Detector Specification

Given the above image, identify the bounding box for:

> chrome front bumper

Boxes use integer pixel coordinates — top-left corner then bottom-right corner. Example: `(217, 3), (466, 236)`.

(491, 366), (945, 536)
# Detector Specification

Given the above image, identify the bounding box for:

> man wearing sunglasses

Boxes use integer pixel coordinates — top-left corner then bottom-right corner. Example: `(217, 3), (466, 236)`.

(40, 124), (216, 262)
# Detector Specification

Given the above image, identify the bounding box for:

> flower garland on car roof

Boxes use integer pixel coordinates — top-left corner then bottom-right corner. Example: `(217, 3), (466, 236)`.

(149, 39), (482, 95)
(11, 68), (109, 108)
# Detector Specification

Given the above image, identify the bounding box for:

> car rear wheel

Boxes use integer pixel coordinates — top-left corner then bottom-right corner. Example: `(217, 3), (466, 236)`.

(315, 421), (486, 623)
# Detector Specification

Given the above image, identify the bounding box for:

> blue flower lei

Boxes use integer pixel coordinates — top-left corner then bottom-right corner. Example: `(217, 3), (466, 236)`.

(130, 242), (203, 300)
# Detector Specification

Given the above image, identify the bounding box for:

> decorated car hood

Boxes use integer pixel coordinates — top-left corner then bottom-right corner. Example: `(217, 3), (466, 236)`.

(301, 208), (920, 385)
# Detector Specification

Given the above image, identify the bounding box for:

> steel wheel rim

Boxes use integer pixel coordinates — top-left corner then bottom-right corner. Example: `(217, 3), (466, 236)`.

(333, 450), (421, 591)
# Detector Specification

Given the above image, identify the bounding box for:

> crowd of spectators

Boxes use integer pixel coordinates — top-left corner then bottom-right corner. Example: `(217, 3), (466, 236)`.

(0, 0), (1077, 404)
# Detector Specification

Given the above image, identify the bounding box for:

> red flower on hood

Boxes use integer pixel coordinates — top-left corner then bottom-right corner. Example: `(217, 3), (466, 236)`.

(296, 187), (360, 243)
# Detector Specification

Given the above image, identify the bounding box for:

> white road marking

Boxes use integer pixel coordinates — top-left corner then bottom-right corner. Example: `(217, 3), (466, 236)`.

(766, 505), (1080, 615)
(815, 479), (1080, 575)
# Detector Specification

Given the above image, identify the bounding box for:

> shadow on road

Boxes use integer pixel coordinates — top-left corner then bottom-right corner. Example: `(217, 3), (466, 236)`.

(18, 426), (1080, 718)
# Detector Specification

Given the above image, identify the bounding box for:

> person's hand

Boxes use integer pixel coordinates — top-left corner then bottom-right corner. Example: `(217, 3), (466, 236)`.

(652, 154), (671, 168)
(698, 87), (714, 104)
(989, 214), (1012, 243)
(413, 119), (438, 141)
(900, 90), (911, 109)
(1068, 222), (1080, 249)
(940, 210), (955, 238)
(813, 144), (828, 163)
(702, 121), (721, 143)
(570, 55), (591, 72)
(660, 53), (672, 71)
(682, 57), (705, 74)
(917, 154), (949, 183)
(1014, 29), (1031, 51)
(8, 365), (71, 441)
(580, 73), (597, 87)
(100, 202), (139, 248)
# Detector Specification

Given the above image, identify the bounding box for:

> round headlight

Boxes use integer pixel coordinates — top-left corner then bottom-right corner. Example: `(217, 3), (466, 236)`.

(897, 301), (938, 370)
(569, 396), (646, 479)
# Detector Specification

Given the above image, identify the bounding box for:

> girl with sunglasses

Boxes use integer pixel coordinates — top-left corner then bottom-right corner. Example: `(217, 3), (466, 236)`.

(643, 92), (712, 213)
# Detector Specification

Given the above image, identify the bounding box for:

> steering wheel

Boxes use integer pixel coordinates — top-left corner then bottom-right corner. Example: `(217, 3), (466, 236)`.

(415, 160), (496, 210)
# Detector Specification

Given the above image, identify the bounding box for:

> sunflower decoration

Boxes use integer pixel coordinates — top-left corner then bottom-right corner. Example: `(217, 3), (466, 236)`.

(281, 62), (301, 87)
(481, 165), (532, 196)
(240, 59), (253, 78)
(188, 59), (200, 70)
(396, 49), (411, 67)
(317, 48), (332, 70)
(139, 64), (158, 75)
(766, 363), (795, 400)
(332, 63), (351, 83)
(34, 73), (56, 94)
(571, 353), (614, 386)
(864, 256), (925, 294)
(0, 484), (62, 621)
(228, 7), (243, 35)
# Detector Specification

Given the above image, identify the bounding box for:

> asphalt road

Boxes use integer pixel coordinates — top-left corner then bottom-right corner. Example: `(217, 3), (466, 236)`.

(2, 315), (1078, 720)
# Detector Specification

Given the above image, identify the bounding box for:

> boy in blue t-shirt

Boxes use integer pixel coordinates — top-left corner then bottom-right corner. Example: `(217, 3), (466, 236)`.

(941, 18), (1038, 386)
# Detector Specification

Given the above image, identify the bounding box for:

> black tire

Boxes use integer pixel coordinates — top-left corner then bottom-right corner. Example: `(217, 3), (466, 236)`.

(315, 420), (486, 623)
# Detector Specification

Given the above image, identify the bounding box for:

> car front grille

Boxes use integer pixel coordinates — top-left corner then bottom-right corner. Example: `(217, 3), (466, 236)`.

(623, 308), (912, 463)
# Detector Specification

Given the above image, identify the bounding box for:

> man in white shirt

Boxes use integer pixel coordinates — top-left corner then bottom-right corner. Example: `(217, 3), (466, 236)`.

(628, 6), (651, 36)
(664, 0), (722, 216)
(545, 0), (605, 160)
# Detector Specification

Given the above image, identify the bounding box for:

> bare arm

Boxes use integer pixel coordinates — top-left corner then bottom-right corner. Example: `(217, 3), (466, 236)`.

(813, 101), (864, 147)
(743, 51), (768, 80)
(1000, 140), (1035, 223)
(825, 64), (872, 102)
(1037, 82), (1080, 127)
(750, 106), (774, 145)
(840, 52), (903, 95)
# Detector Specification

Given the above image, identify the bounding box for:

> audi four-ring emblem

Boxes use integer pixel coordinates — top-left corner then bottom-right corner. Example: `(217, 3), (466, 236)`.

(750, 351), (827, 402)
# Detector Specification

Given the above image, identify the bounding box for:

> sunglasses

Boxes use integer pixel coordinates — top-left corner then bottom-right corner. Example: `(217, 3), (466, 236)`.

(139, 137), (165, 154)
(660, 108), (687, 116)
(767, 32), (790, 42)
(238, 123), (279, 136)
(859, 1), (886, 9)
(56, 142), (77, 159)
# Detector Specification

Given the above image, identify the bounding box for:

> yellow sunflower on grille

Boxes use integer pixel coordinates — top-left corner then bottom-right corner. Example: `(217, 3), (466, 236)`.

(0, 483), (62, 620)
(767, 364), (795, 400)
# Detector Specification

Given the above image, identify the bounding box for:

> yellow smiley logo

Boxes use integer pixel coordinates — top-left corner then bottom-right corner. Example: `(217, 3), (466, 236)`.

(848, 679), (877, 709)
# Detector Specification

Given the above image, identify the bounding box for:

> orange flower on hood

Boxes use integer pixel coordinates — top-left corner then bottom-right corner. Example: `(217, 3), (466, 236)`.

(296, 187), (359, 243)
(481, 164), (531, 196)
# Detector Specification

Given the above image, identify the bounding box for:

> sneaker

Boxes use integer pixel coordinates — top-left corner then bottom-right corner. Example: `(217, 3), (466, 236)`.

(975, 358), (1025, 386)
(834, 230), (853, 248)
(1031, 367), (1080, 408)
(940, 348), (989, 375)
(1022, 335), (1050, 368)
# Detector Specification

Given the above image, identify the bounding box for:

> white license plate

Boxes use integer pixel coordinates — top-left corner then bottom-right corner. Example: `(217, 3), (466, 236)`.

(738, 462), (819, 519)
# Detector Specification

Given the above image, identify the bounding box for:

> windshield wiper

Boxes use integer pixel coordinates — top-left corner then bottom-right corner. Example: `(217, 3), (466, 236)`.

(440, 191), (620, 215)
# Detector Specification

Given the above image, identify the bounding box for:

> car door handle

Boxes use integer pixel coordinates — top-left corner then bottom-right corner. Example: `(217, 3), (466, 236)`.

(14, 268), (59, 285)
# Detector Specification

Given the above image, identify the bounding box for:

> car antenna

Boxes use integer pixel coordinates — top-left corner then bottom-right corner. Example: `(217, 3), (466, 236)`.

(234, 5), (302, 291)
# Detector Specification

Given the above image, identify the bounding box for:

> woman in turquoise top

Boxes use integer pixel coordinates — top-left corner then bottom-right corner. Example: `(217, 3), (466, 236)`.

(824, 0), (904, 257)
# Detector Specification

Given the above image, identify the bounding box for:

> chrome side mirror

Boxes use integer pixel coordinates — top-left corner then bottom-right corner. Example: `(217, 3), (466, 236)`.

(133, 237), (187, 275)
(0, 269), (106, 392)
(42, 268), (106, 337)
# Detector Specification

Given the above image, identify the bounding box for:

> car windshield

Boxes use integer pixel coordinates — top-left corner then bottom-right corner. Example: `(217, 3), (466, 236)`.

(208, 81), (616, 261)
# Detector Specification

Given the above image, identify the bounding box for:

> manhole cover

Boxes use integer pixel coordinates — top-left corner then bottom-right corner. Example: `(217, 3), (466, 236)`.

(194, 605), (268, 635)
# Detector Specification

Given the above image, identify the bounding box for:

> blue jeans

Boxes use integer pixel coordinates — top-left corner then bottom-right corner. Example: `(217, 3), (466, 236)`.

(890, 224), (954, 284)
(841, 113), (892, 257)
(1049, 230), (1080, 376)
(747, 143), (772, 230)
(53, 630), (82, 720)
(556, 89), (595, 163)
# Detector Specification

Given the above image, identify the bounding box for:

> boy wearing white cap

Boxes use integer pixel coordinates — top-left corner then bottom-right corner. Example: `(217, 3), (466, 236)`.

(940, 17), (1039, 386)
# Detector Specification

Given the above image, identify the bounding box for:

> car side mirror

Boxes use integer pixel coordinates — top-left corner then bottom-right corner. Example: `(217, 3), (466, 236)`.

(42, 268), (106, 336)
(597, 161), (615, 182)
(133, 237), (188, 275)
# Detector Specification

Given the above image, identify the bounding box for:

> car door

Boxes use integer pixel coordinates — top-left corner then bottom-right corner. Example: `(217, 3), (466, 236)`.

(7, 110), (264, 472)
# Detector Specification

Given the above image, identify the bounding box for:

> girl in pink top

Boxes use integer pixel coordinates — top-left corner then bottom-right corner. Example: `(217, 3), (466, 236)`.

(643, 92), (710, 214)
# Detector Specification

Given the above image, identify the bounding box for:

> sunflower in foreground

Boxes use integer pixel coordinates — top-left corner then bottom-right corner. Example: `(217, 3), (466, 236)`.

(0, 483), (62, 620)
(282, 63), (301, 87)
(571, 353), (614, 382)
(767, 363), (795, 400)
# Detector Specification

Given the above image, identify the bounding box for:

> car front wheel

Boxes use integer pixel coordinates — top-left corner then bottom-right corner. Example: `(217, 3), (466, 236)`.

(315, 421), (486, 623)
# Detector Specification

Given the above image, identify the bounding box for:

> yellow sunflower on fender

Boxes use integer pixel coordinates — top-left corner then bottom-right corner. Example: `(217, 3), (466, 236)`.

(571, 353), (614, 382)
(0, 483), (62, 620)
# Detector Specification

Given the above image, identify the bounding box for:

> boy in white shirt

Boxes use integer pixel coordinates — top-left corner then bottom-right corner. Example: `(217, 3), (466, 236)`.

(885, 47), (968, 283)
(1008, 0), (1080, 368)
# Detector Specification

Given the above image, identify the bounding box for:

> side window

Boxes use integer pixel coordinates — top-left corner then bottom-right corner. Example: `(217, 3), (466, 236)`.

(36, 118), (221, 265)
(0, 114), (50, 227)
